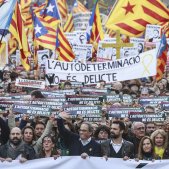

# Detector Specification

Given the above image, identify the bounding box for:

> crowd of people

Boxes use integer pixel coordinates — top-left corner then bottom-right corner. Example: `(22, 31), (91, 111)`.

(0, 65), (169, 163)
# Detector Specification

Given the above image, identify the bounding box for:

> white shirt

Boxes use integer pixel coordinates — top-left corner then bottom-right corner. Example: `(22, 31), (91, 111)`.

(111, 139), (123, 153)
(79, 137), (91, 146)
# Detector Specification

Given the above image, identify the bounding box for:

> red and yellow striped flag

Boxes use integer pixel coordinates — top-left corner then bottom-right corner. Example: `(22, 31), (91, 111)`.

(86, 0), (104, 45)
(56, 26), (75, 62)
(8, 35), (18, 55)
(73, 0), (89, 13)
(63, 13), (74, 32)
(57, 0), (68, 20)
(20, 0), (31, 14)
(98, 0), (108, 9)
(106, 0), (169, 37)
(9, 2), (30, 71)
(0, 43), (6, 55)
(33, 3), (46, 14)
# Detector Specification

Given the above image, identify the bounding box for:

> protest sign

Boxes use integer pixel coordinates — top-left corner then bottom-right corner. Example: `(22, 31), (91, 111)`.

(74, 31), (87, 44)
(16, 50), (22, 66)
(46, 49), (157, 85)
(105, 95), (121, 102)
(66, 95), (103, 105)
(65, 32), (76, 43)
(63, 105), (101, 121)
(37, 49), (50, 67)
(139, 96), (169, 106)
(145, 24), (161, 43)
(72, 44), (93, 62)
(12, 104), (51, 116)
(107, 107), (144, 118)
(15, 79), (45, 89)
(161, 102), (169, 110)
(81, 88), (108, 94)
(73, 13), (91, 31)
(122, 47), (138, 58)
(129, 112), (166, 122)
(97, 39), (118, 61)
(130, 38), (145, 54)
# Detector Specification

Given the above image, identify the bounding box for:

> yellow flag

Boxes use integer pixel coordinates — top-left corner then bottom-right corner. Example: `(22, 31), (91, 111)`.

(106, 0), (169, 37)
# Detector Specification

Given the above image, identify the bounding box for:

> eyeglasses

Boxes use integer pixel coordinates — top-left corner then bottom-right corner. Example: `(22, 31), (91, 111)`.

(79, 129), (88, 132)
(147, 127), (155, 129)
(136, 127), (145, 130)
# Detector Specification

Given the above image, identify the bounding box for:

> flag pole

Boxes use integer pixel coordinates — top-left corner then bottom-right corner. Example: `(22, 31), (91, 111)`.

(0, 30), (5, 45)
(104, 0), (118, 25)
(94, 0), (118, 43)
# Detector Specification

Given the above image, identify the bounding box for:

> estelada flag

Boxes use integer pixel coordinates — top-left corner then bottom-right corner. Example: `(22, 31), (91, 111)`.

(106, 0), (169, 37)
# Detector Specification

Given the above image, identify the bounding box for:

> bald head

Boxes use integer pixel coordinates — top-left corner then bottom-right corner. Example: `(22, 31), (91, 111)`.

(10, 127), (22, 146)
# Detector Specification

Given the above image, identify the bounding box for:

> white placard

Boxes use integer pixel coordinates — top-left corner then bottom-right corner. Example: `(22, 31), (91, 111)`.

(37, 49), (50, 66)
(97, 38), (123, 61)
(15, 79), (45, 89)
(145, 24), (161, 43)
(73, 12), (91, 31)
(130, 38), (145, 55)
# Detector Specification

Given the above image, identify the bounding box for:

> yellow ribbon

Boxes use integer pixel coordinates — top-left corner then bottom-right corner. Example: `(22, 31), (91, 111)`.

(142, 54), (154, 76)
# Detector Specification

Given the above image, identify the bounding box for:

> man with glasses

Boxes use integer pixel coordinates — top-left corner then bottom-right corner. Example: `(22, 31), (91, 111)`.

(57, 112), (101, 158)
(126, 122), (145, 155)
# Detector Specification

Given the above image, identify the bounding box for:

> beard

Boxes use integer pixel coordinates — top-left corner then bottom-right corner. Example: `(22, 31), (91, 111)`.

(10, 137), (22, 146)
(110, 132), (119, 139)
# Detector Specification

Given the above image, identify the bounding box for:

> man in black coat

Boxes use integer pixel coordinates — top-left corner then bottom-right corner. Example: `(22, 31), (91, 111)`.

(57, 112), (101, 158)
(0, 127), (35, 162)
(101, 121), (134, 160)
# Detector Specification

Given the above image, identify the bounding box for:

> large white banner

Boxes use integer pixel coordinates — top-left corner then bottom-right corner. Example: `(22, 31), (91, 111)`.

(1, 157), (169, 169)
(45, 49), (157, 85)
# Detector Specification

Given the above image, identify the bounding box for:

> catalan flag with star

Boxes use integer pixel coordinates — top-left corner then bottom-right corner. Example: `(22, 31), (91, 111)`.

(33, 14), (57, 50)
(106, 0), (169, 37)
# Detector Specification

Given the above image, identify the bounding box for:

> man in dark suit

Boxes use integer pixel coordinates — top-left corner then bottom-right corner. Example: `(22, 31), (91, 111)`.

(57, 112), (101, 158)
(101, 121), (134, 160)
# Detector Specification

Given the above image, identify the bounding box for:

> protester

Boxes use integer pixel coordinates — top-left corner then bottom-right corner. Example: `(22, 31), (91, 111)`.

(0, 1), (169, 168)
(145, 122), (156, 136)
(127, 122), (145, 155)
(101, 121), (134, 159)
(94, 125), (110, 143)
(37, 135), (60, 159)
(0, 127), (35, 162)
(151, 129), (169, 159)
(57, 111), (101, 158)
(136, 136), (155, 161)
